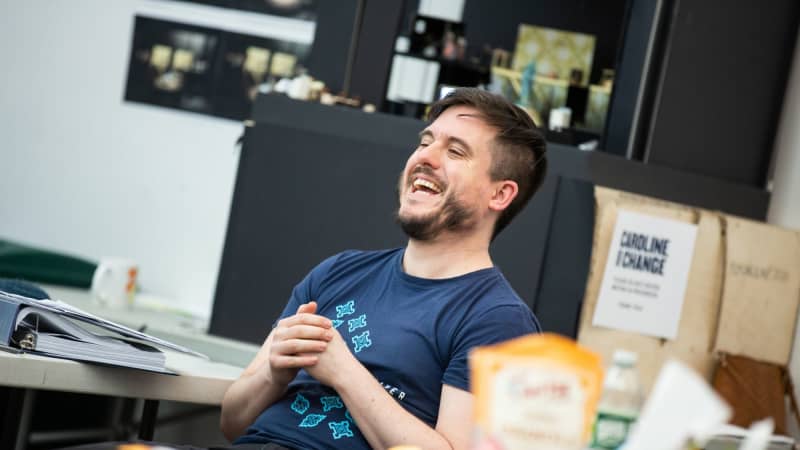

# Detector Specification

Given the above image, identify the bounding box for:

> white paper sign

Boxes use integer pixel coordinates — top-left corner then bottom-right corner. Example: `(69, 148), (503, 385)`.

(592, 210), (698, 340)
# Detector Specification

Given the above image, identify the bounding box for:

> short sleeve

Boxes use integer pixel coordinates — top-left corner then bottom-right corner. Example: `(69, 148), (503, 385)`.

(272, 252), (343, 327)
(441, 303), (541, 391)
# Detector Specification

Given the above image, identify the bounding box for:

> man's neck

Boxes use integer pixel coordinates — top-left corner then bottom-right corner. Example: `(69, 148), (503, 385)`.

(403, 232), (493, 279)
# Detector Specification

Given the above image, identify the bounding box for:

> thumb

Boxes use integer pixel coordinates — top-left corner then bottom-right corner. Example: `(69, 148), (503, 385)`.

(296, 301), (317, 315)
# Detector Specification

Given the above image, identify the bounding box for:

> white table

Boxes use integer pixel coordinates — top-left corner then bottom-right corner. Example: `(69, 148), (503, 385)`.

(41, 284), (261, 368)
(0, 285), (261, 449)
(0, 348), (244, 405)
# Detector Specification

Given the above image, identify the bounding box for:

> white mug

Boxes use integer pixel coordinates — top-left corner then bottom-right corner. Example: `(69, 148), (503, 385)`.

(91, 257), (138, 308)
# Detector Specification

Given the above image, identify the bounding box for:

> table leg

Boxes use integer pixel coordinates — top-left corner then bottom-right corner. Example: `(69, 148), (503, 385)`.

(1, 388), (36, 450)
(138, 399), (159, 441)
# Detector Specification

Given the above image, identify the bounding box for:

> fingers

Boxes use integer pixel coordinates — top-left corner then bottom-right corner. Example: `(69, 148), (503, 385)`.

(274, 323), (332, 344)
(272, 335), (328, 355)
(270, 353), (319, 369)
(269, 301), (333, 371)
(296, 301), (317, 315)
(277, 315), (332, 332)
(279, 304), (332, 330)
(269, 327), (328, 370)
(272, 324), (331, 358)
(277, 323), (333, 341)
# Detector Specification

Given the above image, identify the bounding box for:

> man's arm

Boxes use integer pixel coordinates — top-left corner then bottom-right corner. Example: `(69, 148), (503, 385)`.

(219, 302), (332, 441)
(336, 369), (474, 450)
(304, 325), (473, 450)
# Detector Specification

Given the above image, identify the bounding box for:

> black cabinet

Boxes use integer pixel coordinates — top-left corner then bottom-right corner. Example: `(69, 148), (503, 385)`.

(607, 0), (799, 187)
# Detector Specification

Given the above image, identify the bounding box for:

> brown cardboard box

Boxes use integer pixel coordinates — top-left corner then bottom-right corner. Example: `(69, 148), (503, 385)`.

(713, 217), (800, 365)
(578, 187), (800, 390)
(578, 187), (723, 390)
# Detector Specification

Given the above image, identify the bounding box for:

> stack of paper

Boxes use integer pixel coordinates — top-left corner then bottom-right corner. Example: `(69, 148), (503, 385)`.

(15, 308), (168, 373)
(1, 290), (207, 374)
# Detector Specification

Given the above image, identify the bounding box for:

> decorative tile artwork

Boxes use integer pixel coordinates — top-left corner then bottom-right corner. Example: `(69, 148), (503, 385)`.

(512, 24), (596, 87)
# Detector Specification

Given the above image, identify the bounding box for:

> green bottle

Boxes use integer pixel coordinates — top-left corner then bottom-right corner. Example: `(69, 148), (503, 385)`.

(590, 350), (642, 449)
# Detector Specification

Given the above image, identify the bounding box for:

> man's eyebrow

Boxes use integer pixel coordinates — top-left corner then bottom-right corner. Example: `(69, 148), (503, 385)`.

(418, 129), (434, 140)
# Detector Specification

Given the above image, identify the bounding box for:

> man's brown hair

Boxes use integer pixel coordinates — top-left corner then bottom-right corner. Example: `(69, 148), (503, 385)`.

(427, 88), (547, 239)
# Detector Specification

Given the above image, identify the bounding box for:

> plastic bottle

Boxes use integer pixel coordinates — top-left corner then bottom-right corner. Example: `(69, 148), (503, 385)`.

(590, 349), (643, 450)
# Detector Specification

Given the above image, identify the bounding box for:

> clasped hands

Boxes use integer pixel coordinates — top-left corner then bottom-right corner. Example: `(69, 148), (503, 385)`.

(269, 301), (355, 388)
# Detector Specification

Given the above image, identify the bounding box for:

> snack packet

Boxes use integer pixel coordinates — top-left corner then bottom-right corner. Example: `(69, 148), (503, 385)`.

(470, 333), (604, 450)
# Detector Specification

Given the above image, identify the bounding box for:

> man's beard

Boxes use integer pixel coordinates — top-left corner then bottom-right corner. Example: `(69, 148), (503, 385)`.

(395, 171), (477, 241)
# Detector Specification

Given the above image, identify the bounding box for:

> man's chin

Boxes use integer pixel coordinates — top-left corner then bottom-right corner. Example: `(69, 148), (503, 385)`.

(396, 195), (474, 241)
(396, 213), (440, 241)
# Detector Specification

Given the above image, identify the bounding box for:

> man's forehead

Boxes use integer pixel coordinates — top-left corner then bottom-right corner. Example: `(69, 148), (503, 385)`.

(454, 112), (484, 120)
(430, 106), (494, 130)
(445, 105), (486, 121)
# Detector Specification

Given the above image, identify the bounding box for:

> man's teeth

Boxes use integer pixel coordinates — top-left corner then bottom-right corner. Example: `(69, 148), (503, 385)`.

(413, 178), (442, 193)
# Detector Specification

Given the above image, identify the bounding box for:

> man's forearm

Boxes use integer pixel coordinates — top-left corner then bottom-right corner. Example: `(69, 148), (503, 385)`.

(220, 362), (289, 441)
(333, 362), (455, 450)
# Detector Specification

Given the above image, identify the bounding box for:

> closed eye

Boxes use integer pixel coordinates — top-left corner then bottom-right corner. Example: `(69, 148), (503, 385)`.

(417, 129), (434, 150)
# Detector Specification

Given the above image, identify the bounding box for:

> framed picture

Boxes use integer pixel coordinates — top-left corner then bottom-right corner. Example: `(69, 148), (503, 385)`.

(124, 16), (311, 120)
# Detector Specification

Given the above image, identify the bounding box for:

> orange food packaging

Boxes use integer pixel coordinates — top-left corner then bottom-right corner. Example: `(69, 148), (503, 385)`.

(469, 333), (604, 450)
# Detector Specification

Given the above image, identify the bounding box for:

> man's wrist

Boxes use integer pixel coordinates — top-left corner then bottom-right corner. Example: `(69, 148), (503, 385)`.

(331, 353), (369, 392)
(261, 363), (295, 389)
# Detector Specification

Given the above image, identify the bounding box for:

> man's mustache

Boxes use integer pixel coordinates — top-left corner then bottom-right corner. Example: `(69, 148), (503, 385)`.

(408, 165), (446, 190)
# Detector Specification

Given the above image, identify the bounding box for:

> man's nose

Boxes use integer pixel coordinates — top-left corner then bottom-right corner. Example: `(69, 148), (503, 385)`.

(414, 142), (443, 169)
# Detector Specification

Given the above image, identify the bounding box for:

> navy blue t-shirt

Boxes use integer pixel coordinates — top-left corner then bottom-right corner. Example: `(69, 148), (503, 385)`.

(235, 248), (540, 449)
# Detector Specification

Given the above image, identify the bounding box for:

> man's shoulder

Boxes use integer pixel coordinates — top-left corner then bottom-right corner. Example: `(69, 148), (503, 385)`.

(465, 269), (525, 304)
(450, 271), (540, 331)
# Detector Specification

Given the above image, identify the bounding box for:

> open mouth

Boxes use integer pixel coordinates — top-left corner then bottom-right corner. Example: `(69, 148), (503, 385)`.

(411, 177), (443, 195)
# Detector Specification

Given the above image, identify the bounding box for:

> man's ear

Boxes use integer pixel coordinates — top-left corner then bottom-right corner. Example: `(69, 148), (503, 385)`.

(488, 180), (518, 212)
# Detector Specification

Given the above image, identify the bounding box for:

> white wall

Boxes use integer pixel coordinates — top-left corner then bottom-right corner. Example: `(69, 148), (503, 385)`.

(768, 30), (800, 438)
(769, 35), (800, 230)
(0, 1), (249, 319)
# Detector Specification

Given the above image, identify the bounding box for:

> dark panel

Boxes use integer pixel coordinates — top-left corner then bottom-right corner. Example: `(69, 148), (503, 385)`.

(305, 0), (358, 94)
(251, 93), (422, 146)
(398, 0), (420, 38)
(643, 0), (800, 186)
(533, 177), (595, 337)
(251, 97), (765, 221)
(348, 0), (405, 106)
(602, 0), (662, 156)
(490, 173), (559, 312)
(461, 0), (628, 84)
(212, 124), (410, 343)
